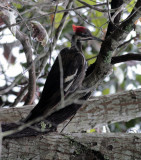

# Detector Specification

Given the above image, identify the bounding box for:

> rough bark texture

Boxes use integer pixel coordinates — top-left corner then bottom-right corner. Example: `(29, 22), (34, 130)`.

(59, 88), (141, 133)
(2, 133), (141, 160)
(1, 89), (141, 133)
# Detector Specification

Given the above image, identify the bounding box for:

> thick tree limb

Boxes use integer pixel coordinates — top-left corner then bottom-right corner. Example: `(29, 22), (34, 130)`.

(1, 89), (141, 134)
(111, 53), (141, 64)
(58, 89), (141, 133)
(87, 53), (141, 77)
(2, 133), (141, 160)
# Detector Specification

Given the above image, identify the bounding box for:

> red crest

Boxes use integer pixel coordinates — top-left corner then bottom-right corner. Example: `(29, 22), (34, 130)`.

(72, 24), (86, 33)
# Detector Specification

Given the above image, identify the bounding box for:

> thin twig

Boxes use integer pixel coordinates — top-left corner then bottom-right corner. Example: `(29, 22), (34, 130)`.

(118, 36), (137, 48)
(0, 75), (22, 95)
(60, 114), (76, 133)
(75, 11), (101, 30)
(50, 4), (58, 65)
(77, 0), (112, 12)
(86, 55), (97, 61)
(11, 86), (28, 107)
(111, 3), (126, 22)
(53, 0), (73, 48)
(50, 4), (58, 50)
(107, 0), (114, 24)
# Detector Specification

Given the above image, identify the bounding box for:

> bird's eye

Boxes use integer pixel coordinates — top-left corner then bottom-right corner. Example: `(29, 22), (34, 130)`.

(81, 32), (87, 36)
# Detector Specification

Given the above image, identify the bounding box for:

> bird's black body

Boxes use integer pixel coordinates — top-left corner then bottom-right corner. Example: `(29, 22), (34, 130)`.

(24, 39), (86, 123)
(24, 24), (102, 124)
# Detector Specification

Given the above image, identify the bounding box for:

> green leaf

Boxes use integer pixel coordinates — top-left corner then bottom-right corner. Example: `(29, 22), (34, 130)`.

(21, 62), (27, 68)
(120, 81), (125, 89)
(125, 119), (137, 128)
(12, 2), (22, 9)
(126, 0), (136, 13)
(95, 10), (102, 17)
(55, 13), (69, 28)
(24, 12), (32, 18)
(64, 41), (71, 48)
(85, 53), (97, 65)
(40, 121), (46, 131)
(136, 74), (141, 84)
(83, 0), (96, 5)
(75, 0), (96, 7)
(92, 17), (107, 28)
(102, 88), (110, 95)
(87, 128), (96, 133)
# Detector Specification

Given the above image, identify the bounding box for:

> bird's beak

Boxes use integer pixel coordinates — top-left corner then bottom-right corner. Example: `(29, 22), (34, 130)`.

(91, 36), (103, 42)
(81, 36), (103, 42)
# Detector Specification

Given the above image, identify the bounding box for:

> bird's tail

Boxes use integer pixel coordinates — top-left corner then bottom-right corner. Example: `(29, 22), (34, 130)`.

(23, 104), (42, 123)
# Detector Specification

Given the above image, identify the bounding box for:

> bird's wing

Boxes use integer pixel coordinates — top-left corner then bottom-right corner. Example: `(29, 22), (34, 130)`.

(24, 48), (85, 123)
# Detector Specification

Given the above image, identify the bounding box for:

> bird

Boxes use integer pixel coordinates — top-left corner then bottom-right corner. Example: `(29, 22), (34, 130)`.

(24, 24), (102, 124)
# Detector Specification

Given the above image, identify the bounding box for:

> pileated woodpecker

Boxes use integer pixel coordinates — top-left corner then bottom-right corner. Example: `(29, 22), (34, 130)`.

(24, 24), (102, 123)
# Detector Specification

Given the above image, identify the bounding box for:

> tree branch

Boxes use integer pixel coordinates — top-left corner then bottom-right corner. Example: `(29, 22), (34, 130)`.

(86, 52), (141, 77)
(2, 133), (141, 160)
(1, 89), (141, 134)
(0, 76), (21, 95)
(15, 29), (36, 105)
(77, 0), (111, 12)
(111, 53), (141, 64)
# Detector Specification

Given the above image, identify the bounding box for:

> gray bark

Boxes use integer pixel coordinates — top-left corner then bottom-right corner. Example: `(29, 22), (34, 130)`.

(2, 133), (141, 160)
(1, 89), (141, 133)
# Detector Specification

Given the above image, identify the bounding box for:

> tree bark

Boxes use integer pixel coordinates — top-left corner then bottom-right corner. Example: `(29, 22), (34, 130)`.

(1, 89), (141, 133)
(2, 133), (141, 160)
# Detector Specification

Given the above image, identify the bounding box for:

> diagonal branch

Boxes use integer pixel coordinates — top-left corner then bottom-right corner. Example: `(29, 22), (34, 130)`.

(86, 53), (141, 77)
(77, 0), (111, 12)
(111, 53), (141, 64)
(0, 76), (21, 95)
